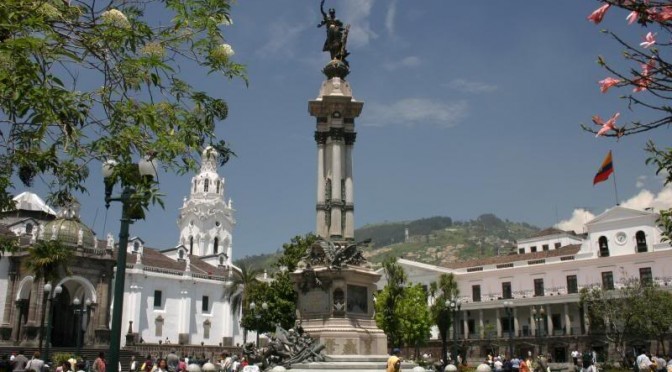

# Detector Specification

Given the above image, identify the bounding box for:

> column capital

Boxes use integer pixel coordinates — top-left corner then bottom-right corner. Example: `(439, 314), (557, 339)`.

(344, 132), (356, 145)
(314, 131), (328, 145)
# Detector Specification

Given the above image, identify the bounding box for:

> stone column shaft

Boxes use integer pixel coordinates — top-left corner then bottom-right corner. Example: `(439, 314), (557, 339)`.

(330, 137), (342, 238)
(546, 305), (553, 335)
(496, 308), (502, 338)
(316, 142), (327, 237)
(478, 310), (484, 338)
(513, 308), (519, 336)
(344, 144), (354, 239)
(2, 273), (17, 325)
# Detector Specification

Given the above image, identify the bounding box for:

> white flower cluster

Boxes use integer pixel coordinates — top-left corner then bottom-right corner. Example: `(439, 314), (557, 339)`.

(210, 43), (234, 63)
(141, 42), (165, 58)
(101, 9), (130, 29)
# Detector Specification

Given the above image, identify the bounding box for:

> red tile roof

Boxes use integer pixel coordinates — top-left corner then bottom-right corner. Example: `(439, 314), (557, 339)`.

(444, 244), (581, 269)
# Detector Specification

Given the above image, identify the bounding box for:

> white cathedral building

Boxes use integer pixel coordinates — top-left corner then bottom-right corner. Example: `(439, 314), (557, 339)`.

(383, 206), (672, 362)
(0, 147), (245, 348)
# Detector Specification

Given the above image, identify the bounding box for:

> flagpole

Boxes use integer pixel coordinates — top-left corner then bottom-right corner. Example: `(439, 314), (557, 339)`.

(612, 151), (619, 206)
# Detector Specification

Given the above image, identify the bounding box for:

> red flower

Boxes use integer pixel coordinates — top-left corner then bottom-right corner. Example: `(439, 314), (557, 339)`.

(588, 4), (611, 24)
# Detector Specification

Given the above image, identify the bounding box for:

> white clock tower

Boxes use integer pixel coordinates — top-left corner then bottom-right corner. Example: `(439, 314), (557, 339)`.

(176, 146), (235, 266)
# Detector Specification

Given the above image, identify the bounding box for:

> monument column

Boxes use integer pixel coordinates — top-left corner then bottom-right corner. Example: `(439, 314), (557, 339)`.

(315, 133), (328, 237)
(329, 128), (343, 238)
(343, 133), (356, 239)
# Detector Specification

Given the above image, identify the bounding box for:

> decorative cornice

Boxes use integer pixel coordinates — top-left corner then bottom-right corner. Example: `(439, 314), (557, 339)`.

(314, 131), (328, 145)
(344, 132), (356, 145)
(329, 127), (344, 141)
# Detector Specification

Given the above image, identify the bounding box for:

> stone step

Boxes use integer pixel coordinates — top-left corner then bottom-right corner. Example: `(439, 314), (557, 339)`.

(288, 354), (417, 371)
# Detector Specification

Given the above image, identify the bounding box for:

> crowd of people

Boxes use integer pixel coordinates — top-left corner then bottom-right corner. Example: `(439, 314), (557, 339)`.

(0, 350), (259, 372)
(0, 350), (105, 372)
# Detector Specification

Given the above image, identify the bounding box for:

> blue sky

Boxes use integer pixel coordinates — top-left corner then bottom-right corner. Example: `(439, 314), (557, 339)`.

(21, 1), (672, 259)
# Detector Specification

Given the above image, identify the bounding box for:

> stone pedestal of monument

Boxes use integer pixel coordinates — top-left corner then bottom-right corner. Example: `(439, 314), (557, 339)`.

(292, 241), (387, 356)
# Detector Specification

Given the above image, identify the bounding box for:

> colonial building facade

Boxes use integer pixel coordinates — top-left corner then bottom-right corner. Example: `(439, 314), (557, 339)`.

(0, 147), (244, 348)
(384, 206), (672, 362)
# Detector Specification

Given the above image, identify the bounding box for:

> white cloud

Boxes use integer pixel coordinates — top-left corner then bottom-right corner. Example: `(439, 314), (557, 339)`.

(364, 98), (468, 128)
(621, 184), (672, 211)
(256, 20), (309, 58)
(383, 56), (421, 71)
(385, 0), (397, 36)
(636, 175), (647, 189)
(556, 184), (672, 233)
(555, 209), (595, 234)
(449, 79), (498, 94)
(342, 0), (377, 48)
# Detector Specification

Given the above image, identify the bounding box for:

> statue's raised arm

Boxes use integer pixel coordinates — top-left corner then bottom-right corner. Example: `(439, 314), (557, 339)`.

(318, 0), (327, 27)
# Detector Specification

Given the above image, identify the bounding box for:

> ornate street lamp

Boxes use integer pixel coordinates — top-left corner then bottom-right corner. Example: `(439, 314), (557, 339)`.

(73, 297), (92, 357)
(44, 283), (62, 363)
(503, 300), (514, 359)
(532, 306), (545, 356)
(249, 301), (268, 347)
(103, 157), (158, 371)
(447, 298), (461, 365)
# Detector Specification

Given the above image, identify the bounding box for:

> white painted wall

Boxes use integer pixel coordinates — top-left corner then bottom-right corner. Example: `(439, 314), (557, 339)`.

(0, 259), (9, 324)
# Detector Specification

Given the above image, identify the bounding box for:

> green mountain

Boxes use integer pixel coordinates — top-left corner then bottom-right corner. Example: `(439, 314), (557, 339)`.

(234, 214), (540, 271)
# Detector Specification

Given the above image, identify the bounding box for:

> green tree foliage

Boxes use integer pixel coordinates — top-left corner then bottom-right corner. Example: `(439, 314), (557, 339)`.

(0, 0), (246, 211)
(429, 273), (459, 367)
(241, 271), (298, 334)
(24, 240), (73, 282)
(375, 257), (408, 348)
(395, 283), (431, 358)
(584, 1), (672, 239)
(274, 234), (317, 273)
(579, 276), (672, 362)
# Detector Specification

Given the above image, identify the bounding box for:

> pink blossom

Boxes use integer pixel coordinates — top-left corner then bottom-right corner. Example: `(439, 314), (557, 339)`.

(626, 11), (639, 24)
(599, 77), (621, 93)
(649, 6), (672, 22)
(640, 32), (656, 48)
(633, 60), (656, 92)
(588, 3), (611, 24)
(592, 112), (620, 137)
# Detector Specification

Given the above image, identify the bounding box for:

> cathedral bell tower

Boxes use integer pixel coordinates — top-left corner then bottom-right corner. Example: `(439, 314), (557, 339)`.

(176, 147), (235, 266)
(309, 78), (363, 240)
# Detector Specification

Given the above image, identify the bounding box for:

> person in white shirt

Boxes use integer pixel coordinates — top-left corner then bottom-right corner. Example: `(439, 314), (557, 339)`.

(637, 350), (654, 372)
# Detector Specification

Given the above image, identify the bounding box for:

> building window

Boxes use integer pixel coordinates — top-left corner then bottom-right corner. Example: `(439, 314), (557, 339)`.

(531, 246), (537, 253)
(133, 241), (140, 252)
(554, 242), (561, 249)
(640, 267), (653, 286)
(502, 282), (512, 299)
(202, 296), (209, 312)
(189, 236), (194, 255)
(216, 180), (220, 194)
(518, 248), (525, 254)
(534, 278), (544, 297)
(193, 180), (197, 193)
(636, 231), (647, 253)
(567, 275), (578, 294)
(178, 249), (184, 260)
(154, 290), (162, 308)
(542, 244), (549, 251)
(26, 223), (33, 234)
(204, 179), (209, 192)
(472, 285), (481, 302)
(213, 237), (219, 254)
(219, 256), (225, 266)
(468, 319), (476, 336)
(598, 236), (610, 257)
(602, 271), (614, 290)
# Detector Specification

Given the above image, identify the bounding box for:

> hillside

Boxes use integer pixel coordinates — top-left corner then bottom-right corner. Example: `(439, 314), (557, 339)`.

(234, 214), (540, 270)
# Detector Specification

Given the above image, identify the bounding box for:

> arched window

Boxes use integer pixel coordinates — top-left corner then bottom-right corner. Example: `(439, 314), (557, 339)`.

(25, 223), (33, 234)
(636, 231), (648, 253)
(193, 180), (197, 193)
(204, 179), (209, 192)
(178, 249), (184, 259)
(189, 236), (194, 255)
(213, 237), (219, 254)
(219, 256), (224, 266)
(598, 236), (610, 257)
(133, 241), (140, 252)
(216, 180), (220, 194)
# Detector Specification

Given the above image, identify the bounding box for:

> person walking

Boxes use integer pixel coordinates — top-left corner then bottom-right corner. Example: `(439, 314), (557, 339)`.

(387, 348), (401, 372)
(165, 352), (178, 372)
(12, 351), (28, 372)
(25, 353), (43, 372)
(92, 352), (106, 372)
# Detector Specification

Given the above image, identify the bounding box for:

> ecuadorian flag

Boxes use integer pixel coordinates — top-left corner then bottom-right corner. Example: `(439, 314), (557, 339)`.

(593, 150), (614, 185)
